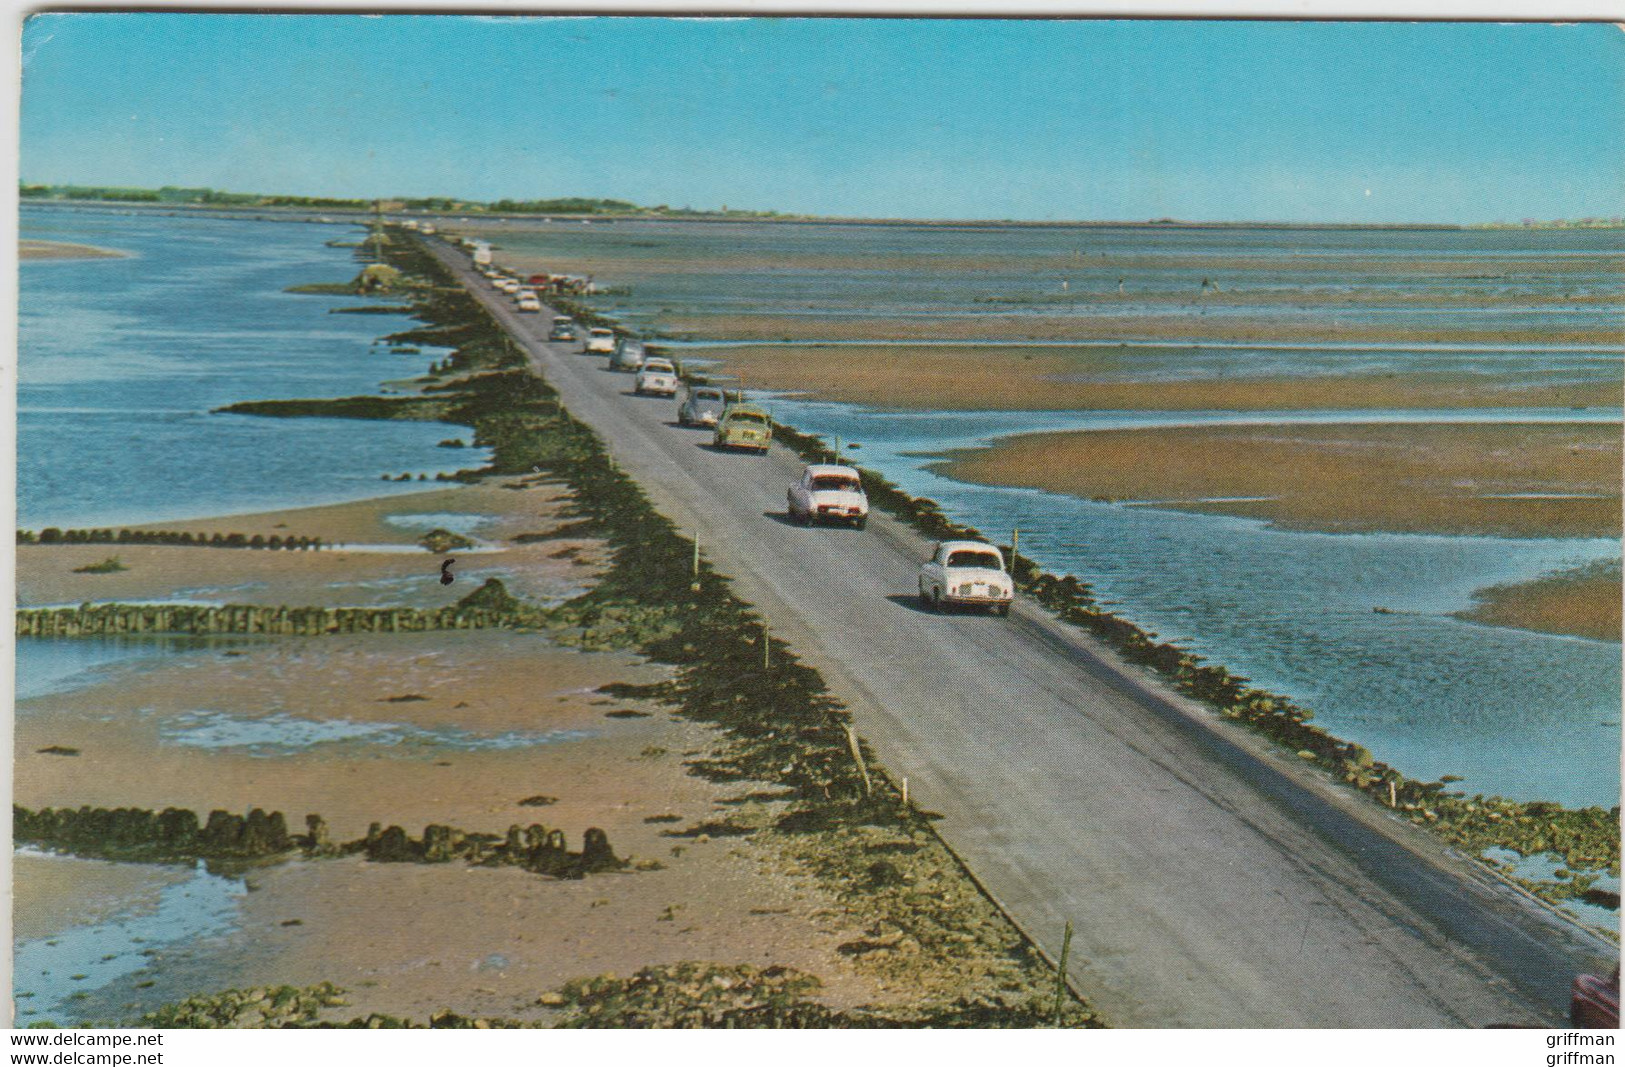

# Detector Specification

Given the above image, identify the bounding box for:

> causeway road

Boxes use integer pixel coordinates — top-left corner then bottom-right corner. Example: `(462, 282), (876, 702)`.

(427, 237), (1615, 1028)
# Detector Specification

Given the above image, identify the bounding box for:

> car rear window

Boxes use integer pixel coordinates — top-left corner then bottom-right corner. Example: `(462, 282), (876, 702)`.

(730, 411), (767, 423)
(947, 550), (1002, 569)
(695, 390), (723, 401)
(811, 475), (860, 491)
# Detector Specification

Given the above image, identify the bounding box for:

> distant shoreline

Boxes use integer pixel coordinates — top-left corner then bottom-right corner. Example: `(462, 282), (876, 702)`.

(20, 239), (128, 260)
(29, 196), (1625, 233)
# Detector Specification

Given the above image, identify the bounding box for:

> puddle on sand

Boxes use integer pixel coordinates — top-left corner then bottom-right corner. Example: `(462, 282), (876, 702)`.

(13, 850), (246, 1027)
(158, 709), (593, 756)
(382, 512), (496, 536)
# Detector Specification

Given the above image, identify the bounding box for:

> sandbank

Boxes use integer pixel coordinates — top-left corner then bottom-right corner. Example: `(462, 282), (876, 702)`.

(660, 312), (1622, 349)
(934, 422), (1623, 539)
(20, 240), (128, 260)
(1457, 561), (1623, 643)
(691, 343), (1622, 412)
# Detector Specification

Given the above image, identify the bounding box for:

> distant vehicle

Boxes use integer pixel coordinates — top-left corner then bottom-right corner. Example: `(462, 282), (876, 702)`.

(635, 358), (680, 397)
(420, 223), (437, 235)
(548, 317), (578, 342)
(787, 464), (868, 528)
(516, 288), (538, 301)
(1573, 967), (1620, 1028)
(677, 385), (728, 428)
(609, 339), (647, 373)
(584, 328), (617, 354)
(918, 540), (1013, 615)
(516, 295), (542, 313)
(496, 278), (519, 295)
(712, 403), (772, 454)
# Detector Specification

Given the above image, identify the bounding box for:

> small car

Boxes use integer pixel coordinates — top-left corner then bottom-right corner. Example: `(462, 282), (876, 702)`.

(635, 358), (680, 397)
(609, 339), (647, 373)
(584, 328), (618, 354)
(496, 278), (519, 295)
(918, 540), (1013, 615)
(548, 317), (578, 342)
(787, 464), (868, 528)
(713, 404), (772, 454)
(677, 385), (728, 428)
(516, 294), (542, 313)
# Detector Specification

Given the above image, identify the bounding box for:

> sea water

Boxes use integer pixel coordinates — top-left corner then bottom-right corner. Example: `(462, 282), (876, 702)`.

(19, 204), (487, 529)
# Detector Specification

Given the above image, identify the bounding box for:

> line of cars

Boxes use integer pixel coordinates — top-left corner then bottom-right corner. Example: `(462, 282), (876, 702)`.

(476, 262), (1016, 617)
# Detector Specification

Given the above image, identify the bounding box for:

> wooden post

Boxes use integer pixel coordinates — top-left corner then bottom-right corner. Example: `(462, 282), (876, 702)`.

(1388, 780), (1398, 808)
(691, 534), (701, 593)
(1011, 527), (1020, 575)
(1053, 920), (1074, 1027)
(762, 623), (771, 671)
(901, 777), (908, 807)
(841, 724), (873, 797)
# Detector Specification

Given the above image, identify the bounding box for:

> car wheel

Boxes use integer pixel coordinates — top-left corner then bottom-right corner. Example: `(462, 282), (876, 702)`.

(853, 516), (867, 530)
(996, 603), (1011, 617)
(930, 588), (944, 614)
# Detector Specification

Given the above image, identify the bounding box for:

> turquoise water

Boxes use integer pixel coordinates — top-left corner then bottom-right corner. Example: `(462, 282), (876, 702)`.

(771, 396), (1622, 808)
(19, 204), (488, 529)
(510, 216), (1623, 809)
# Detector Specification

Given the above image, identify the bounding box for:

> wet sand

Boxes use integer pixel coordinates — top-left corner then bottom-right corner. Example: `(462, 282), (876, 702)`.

(13, 852), (189, 943)
(935, 423), (1623, 539)
(20, 240), (128, 260)
(15, 630), (907, 1023)
(694, 343), (1622, 412)
(15, 477), (993, 1024)
(1458, 561), (1623, 643)
(660, 312), (1622, 349)
(18, 484), (606, 611)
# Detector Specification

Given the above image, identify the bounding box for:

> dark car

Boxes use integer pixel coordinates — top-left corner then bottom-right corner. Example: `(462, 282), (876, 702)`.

(1572, 966), (1620, 1028)
(547, 316), (577, 342)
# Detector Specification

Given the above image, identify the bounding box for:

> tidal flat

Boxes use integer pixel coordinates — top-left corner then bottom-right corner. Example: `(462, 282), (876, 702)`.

(932, 422), (1623, 540)
(682, 342), (1622, 412)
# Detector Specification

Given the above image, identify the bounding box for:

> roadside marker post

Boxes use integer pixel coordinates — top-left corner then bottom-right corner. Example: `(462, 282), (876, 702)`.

(1053, 920), (1074, 1027)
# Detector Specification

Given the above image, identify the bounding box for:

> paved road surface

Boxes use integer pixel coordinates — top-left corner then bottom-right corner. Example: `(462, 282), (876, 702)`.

(429, 239), (1615, 1028)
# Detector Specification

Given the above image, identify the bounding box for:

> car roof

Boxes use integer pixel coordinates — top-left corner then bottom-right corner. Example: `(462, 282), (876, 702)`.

(726, 403), (769, 416)
(806, 464), (860, 478)
(643, 359), (675, 370)
(940, 540), (1000, 553)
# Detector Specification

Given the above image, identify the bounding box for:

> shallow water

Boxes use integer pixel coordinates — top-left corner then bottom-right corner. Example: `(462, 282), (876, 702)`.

(771, 395), (1622, 808)
(13, 851), (246, 1027)
(16, 636), (253, 702)
(19, 205), (489, 529)
(157, 709), (592, 756)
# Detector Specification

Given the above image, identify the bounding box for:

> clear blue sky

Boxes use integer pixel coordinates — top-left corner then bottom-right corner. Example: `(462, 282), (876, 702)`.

(19, 15), (1625, 223)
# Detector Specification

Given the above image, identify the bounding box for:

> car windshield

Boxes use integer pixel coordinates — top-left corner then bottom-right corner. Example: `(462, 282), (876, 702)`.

(644, 362), (675, 373)
(591, 329), (613, 337)
(729, 411), (767, 424)
(811, 475), (860, 491)
(694, 390), (723, 402)
(946, 550), (1002, 569)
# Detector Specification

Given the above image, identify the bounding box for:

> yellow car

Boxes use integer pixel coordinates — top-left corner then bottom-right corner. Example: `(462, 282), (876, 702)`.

(712, 404), (772, 454)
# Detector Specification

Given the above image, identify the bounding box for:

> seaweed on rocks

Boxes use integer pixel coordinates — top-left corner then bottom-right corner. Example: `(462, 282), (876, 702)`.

(14, 804), (626, 879)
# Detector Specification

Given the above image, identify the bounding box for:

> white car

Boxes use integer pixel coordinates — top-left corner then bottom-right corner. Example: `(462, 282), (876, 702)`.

(516, 294), (542, 313)
(635, 358), (680, 397)
(787, 464), (868, 529)
(585, 328), (618, 354)
(918, 540), (1013, 615)
(609, 339), (647, 373)
(496, 278), (519, 294)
